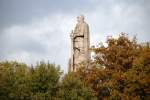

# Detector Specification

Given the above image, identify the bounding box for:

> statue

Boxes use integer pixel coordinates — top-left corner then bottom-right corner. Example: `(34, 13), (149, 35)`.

(69, 15), (90, 72)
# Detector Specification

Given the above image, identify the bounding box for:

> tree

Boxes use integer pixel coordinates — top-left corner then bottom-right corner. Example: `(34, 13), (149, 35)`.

(0, 61), (15, 100)
(29, 62), (62, 100)
(0, 33), (149, 100)
(94, 33), (139, 71)
(123, 44), (150, 99)
(76, 33), (150, 99)
(57, 72), (96, 100)
(0, 61), (62, 100)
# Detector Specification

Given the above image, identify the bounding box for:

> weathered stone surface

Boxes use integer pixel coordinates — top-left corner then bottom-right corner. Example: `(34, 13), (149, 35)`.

(68, 15), (90, 72)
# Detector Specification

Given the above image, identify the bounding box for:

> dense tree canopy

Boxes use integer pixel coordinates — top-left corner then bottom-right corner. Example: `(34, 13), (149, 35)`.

(0, 62), (94, 100)
(76, 33), (150, 100)
(0, 33), (149, 100)
(0, 62), (62, 100)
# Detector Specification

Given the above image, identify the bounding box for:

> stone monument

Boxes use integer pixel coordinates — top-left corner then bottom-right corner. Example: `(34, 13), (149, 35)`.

(68, 15), (90, 72)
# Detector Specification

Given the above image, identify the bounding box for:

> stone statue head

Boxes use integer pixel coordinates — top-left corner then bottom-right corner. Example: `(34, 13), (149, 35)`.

(77, 15), (84, 23)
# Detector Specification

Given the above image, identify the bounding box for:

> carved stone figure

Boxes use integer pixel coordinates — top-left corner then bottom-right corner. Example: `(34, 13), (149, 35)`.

(68, 15), (90, 72)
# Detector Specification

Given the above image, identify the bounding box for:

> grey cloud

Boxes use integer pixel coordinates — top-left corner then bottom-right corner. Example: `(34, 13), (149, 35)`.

(0, 0), (150, 72)
(0, 0), (97, 29)
(0, 15), (72, 72)
(85, 0), (150, 43)
(1, 0), (149, 31)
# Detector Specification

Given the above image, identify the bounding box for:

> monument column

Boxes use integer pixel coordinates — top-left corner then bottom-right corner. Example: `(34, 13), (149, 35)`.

(68, 15), (90, 72)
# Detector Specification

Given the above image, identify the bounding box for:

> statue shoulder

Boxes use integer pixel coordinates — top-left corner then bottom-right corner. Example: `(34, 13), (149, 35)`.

(83, 22), (89, 27)
(82, 22), (89, 31)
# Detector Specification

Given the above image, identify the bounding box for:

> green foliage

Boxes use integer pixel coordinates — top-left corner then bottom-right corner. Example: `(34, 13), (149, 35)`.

(0, 62), (62, 100)
(30, 62), (62, 100)
(0, 61), (16, 100)
(0, 33), (149, 100)
(57, 72), (96, 100)
(0, 61), (94, 100)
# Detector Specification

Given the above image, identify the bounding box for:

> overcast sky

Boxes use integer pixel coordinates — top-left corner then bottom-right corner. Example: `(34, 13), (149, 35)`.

(0, 0), (150, 72)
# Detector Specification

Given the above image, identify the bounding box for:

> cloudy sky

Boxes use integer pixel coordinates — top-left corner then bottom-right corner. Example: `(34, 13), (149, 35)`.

(0, 0), (150, 72)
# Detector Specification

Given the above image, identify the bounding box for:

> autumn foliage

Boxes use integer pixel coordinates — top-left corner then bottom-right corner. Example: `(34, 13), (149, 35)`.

(0, 33), (149, 100)
(76, 33), (150, 100)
